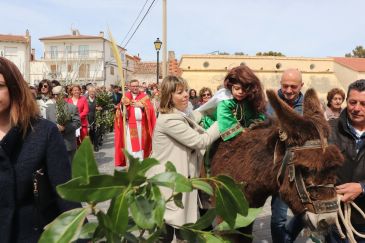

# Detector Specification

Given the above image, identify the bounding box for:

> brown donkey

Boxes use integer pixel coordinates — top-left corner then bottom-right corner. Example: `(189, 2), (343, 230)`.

(211, 88), (344, 242)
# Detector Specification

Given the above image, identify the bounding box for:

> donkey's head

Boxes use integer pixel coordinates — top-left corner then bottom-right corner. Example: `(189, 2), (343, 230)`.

(267, 88), (344, 231)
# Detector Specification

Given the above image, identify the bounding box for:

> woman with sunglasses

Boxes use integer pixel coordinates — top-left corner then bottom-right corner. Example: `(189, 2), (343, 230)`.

(197, 65), (266, 141)
(198, 87), (212, 107)
(36, 79), (54, 119)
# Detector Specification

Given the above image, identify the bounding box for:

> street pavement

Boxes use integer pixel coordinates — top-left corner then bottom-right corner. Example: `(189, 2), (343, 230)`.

(93, 132), (313, 243)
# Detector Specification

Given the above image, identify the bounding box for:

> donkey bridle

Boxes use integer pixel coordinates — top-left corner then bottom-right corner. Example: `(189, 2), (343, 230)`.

(277, 139), (338, 214)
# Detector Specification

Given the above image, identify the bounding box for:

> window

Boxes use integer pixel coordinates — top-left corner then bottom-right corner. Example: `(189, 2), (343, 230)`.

(203, 61), (210, 68)
(110, 47), (114, 58)
(310, 64), (315, 70)
(79, 64), (90, 78)
(110, 66), (114, 75)
(50, 46), (58, 59)
(68, 64), (73, 73)
(50, 64), (57, 74)
(78, 45), (89, 57)
(65, 45), (72, 58)
(276, 63), (282, 69)
(4, 47), (17, 56)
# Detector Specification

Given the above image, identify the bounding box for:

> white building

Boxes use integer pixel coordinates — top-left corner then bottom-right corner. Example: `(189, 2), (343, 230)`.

(0, 30), (32, 82)
(39, 29), (130, 87)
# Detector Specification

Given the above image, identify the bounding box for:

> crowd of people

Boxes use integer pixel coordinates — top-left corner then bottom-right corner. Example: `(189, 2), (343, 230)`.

(0, 55), (364, 243)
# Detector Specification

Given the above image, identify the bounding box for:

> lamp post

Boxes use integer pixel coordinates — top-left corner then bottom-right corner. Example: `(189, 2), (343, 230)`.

(154, 38), (162, 84)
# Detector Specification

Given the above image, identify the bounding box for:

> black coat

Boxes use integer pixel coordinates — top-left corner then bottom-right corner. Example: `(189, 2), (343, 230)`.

(0, 118), (80, 243)
(329, 109), (365, 225)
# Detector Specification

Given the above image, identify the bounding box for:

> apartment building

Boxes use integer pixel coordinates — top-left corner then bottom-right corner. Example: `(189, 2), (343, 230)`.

(39, 29), (131, 87)
(0, 30), (32, 82)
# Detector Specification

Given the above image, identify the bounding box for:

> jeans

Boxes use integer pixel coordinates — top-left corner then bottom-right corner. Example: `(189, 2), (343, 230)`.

(271, 194), (303, 243)
(325, 224), (365, 243)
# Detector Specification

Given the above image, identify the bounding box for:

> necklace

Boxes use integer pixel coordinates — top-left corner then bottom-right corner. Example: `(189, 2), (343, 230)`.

(235, 102), (244, 122)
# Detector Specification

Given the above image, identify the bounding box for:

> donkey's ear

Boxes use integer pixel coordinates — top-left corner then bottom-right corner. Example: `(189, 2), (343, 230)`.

(303, 88), (324, 118)
(266, 90), (307, 140)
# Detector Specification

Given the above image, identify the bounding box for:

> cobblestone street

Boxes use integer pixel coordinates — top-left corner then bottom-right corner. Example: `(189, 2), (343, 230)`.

(94, 132), (313, 243)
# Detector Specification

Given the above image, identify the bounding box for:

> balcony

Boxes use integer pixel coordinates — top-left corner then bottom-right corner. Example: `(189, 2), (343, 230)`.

(43, 50), (104, 60)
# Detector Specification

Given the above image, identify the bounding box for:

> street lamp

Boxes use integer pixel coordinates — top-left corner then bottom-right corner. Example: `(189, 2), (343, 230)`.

(154, 38), (162, 84)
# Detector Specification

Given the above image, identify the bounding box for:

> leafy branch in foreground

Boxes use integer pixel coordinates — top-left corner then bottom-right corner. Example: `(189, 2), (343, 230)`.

(39, 138), (262, 242)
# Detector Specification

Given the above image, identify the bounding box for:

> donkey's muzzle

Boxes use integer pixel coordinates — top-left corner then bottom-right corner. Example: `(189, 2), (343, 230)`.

(303, 211), (337, 232)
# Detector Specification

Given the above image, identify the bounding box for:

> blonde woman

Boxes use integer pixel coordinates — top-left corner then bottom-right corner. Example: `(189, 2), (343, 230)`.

(147, 75), (220, 242)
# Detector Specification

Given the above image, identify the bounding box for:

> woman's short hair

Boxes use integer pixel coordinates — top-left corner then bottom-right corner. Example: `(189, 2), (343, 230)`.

(223, 65), (266, 113)
(159, 75), (188, 114)
(69, 84), (82, 94)
(0, 57), (39, 136)
(326, 88), (345, 107)
(198, 87), (212, 101)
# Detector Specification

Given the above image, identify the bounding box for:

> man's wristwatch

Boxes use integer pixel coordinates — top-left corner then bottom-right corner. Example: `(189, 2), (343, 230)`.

(360, 181), (365, 195)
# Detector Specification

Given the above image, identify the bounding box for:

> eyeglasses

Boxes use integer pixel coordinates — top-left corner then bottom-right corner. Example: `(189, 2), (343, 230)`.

(202, 93), (211, 97)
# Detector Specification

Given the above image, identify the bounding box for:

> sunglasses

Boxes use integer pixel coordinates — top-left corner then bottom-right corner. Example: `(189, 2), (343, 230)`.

(42, 84), (48, 88)
(202, 93), (211, 97)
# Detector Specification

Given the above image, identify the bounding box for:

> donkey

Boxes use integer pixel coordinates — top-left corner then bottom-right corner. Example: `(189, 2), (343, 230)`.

(210, 88), (344, 242)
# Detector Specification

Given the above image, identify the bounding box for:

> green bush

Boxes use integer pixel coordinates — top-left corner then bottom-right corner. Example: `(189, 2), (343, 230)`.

(39, 138), (261, 242)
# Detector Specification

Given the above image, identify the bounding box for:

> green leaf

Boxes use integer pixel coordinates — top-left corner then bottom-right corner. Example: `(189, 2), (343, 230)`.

(130, 195), (155, 229)
(124, 232), (139, 243)
(217, 175), (248, 216)
(79, 222), (98, 239)
(124, 149), (141, 182)
(72, 137), (99, 183)
(151, 185), (165, 227)
(215, 187), (237, 229)
(186, 208), (216, 230)
(138, 157), (160, 176)
(179, 227), (201, 242)
(149, 172), (193, 192)
(108, 189), (130, 235)
(97, 211), (114, 231)
(113, 170), (130, 185)
(165, 161), (177, 172)
(202, 233), (229, 243)
(57, 175), (125, 203)
(173, 192), (184, 209)
(39, 208), (87, 243)
(214, 207), (262, 230)
(145, 230), (161, 243)
(192, 179), (214, 196)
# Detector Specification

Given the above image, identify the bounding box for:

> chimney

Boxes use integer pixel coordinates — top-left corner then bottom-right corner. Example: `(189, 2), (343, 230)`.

(168, 51), (175, 61)
(26, 29), (30, 37)
(99, 31), (104, 37)
(31, 48), (35, 61)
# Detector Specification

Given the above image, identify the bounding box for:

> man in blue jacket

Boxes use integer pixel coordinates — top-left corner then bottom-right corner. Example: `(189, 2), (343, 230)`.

(268, 68), (304, 243)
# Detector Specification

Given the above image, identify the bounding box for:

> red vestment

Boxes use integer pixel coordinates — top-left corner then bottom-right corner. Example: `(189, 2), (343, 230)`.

(114, 92), (156, 166)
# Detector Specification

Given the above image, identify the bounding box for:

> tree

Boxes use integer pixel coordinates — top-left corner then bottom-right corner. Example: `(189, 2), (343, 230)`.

(234, 52), (246, 55)
(39, 138), (261, 243)
(256, 51), (285, 57)
(345, 45), (365, 58)
(218, 52), (230, 55)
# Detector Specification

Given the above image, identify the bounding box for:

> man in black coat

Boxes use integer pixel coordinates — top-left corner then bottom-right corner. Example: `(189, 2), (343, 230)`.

(327, 79), (365, 242)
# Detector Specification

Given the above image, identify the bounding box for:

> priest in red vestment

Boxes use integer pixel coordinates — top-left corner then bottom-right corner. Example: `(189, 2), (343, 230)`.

(114, 79), (156, 166)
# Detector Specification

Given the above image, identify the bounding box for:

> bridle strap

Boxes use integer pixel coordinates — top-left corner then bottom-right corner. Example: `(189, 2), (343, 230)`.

(276, 138), (338, 214)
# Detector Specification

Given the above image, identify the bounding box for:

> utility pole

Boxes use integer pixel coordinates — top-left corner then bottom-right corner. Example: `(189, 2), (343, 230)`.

(162, 0), (167, 78)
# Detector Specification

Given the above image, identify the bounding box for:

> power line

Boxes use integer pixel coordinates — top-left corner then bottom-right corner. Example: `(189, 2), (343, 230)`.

(123, 0), (157, 48)
(120, 0), (150, 45)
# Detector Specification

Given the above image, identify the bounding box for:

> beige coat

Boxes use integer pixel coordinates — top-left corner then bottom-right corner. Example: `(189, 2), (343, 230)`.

(147, 109), (220, 226)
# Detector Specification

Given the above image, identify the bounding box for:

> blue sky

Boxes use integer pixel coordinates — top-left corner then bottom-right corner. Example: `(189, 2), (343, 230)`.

(2, 0), (365, 61)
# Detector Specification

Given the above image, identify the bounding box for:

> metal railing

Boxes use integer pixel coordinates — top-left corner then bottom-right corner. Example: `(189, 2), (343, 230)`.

(43, 50), (104, 60)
